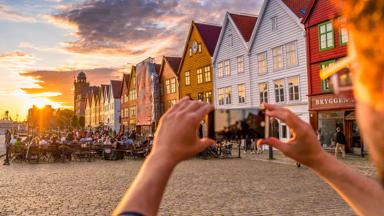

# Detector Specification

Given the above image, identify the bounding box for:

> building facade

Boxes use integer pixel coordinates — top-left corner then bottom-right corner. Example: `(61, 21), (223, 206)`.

(135, 58), (161, 136)
(249, 0), (312, 142)
(159, 56), (181, 115)
(303, 0), (357, 152)
(128, 66), (137, 131)
(178, 21), (221, 103)
(107, 80), (122, 133)
(213, 12), (257, 109)
(74, 72), (90, 118)
(120, 74), (131, 132)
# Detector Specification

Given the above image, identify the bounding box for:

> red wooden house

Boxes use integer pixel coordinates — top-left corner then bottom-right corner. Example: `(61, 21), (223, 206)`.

(303, 0), (361, 153)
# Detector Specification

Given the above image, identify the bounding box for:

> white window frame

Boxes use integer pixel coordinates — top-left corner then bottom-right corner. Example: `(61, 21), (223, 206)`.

(271, 16), (278, 31)
(288, 76), (300, 101)
(238, 84), (245, 104)
(218, 88), (224, 105)
(197, 68), (203, 84)
(225, 86), (232, 105)
(185, 71), (191, 86)
(170, 78), (176, 93)
(217, 62), (223, 78)
(237, 55), (244, 74)
(274, 79), (285, 103)
(224, 60), (231, 77)
(259, 82), (268, 104)
(272, 46), (284, 71)
(204, 66), (211, 82)
(286, 41), (298, 67)
(257, 52), (267, 75)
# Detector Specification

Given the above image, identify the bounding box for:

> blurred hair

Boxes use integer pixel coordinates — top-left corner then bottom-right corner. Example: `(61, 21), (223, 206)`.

(340, 0), (384, 110)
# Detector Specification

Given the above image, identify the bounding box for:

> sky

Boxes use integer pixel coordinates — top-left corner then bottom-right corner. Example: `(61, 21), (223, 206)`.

(0, 0), (264, 120)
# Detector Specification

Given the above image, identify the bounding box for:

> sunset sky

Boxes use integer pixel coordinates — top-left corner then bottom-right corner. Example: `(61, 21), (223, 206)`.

(0, 0), (263, 120)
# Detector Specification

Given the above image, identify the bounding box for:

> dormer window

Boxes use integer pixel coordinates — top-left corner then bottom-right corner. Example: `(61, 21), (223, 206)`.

(272, 16), (278, 31)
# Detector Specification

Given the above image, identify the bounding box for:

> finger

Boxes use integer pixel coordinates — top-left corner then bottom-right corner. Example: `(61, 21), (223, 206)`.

(194, 104), (214, 121)
(264, 104), (302, 131)
(197, 138), (215, 152)
(167, 96), (190, 114)
(257, 137), (288, 152)
(181, 100), (205, 113)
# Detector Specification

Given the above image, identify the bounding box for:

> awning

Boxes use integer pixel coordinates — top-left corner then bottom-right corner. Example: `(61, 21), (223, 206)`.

(345, 112), (356, 120)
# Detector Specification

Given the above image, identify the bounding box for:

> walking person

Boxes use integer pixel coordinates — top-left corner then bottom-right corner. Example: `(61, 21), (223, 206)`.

(334, 127), (346, 159)
(3, 129), (11, 165)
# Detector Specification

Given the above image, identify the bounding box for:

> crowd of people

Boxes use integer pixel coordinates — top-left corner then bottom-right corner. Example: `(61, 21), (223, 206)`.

(2, 127), (154, 165)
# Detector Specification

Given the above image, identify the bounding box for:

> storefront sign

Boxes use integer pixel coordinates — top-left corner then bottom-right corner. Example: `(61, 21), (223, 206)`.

(310, 94), (355, 111)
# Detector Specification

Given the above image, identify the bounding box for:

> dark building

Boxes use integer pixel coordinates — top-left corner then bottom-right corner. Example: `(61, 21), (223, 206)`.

(74, 72), (90, 118)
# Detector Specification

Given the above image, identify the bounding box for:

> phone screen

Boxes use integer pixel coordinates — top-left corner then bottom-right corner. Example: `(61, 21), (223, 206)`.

(208, 108), (267, 141)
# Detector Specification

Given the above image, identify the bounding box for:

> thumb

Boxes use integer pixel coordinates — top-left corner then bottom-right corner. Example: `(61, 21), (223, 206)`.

(197, 138), (215, 151)
(258, 137), (287, 152)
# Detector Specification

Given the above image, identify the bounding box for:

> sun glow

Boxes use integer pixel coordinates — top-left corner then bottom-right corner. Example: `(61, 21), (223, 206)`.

(31, 97), (61, 109)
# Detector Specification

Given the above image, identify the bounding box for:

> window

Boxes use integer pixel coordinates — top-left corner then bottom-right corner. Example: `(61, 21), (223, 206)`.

(198, 43), (202, 53)
(217, 62), (223, 78)
(169, 99), (177, 107)
(319, 21), (334, 50)
(288, 76), (300, 101)
(225, 87), (232, 105)
(130, 107), (136, 117)
(237, 56), (244, 74)
(129, 89), (136, 100)
(197, 68), (203, 84)
(224, 60), (231, 77)
(189, 48), (192, 56)
(204, 66), (211, 82)
(165, 80), (171, 95)
(340, 27), (348, 45)
(185, 71), (191, 86)
(272, 16), (278, 31)
(274, 79), (285, 103)
(204, 91), (212, 103)
(259, 83), (268, 104)
(238, 84), (245, 104)
(125, 108), (129, 118)
(320, 60), (336, 92)
(218, 88), (224, 105)
(258, 52), (267, 75)
(286, 41), (297, 67)
(170, 78), (176, 93)
(197, 92), (204, 101)
(272, 46), (283, 70)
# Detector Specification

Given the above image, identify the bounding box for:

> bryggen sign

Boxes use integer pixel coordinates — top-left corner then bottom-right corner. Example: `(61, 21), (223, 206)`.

(310, 94), (355, 110)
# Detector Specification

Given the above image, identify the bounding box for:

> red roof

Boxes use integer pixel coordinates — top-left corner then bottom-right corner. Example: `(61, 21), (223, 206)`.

(282, 0), (314, 19)
(195, 22), (222, 56)
(229, 13), (258, 42)
(110, 80), (122, 99)
(164, 56), (181, 73)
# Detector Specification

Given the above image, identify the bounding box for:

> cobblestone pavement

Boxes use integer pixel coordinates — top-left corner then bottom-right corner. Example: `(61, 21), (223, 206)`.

(0, 151), (374, 216)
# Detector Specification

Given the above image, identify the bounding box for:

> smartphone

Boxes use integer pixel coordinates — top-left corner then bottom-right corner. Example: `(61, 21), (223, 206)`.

(208, 108), (269, 141)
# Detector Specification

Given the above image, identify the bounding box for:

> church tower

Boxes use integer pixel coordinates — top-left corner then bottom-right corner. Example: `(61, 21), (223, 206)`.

(74, 71), (90, 118)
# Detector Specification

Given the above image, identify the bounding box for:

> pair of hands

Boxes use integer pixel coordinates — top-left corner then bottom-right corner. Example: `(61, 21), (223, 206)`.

(150, 97), (326, 168)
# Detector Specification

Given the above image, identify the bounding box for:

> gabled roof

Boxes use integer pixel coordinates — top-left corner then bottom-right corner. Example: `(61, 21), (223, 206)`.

(282, 0), (313, 19)
(249, 0), (308, 52)
(165, 56), (181, 73)
(229, 13), (258, 42)
(110, 80), (122, 99)
(104, 85), (111, 102)
(120, 73), (131, 95)
(194, 22), (222, 56)
(159, 56), (181, 78)
(178, 21), (221, 74)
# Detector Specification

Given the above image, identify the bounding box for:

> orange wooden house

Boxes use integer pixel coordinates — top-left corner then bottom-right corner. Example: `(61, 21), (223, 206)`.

(159, 56), (181, 114)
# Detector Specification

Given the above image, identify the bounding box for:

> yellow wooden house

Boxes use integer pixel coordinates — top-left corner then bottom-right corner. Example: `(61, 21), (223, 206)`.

(178, 21), (221, 104)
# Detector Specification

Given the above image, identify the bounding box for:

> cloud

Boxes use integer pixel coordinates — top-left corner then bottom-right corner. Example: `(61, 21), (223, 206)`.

(0, 51), (35, 62)
(49, 0), (263, 57)
(20, 67), (123, 107)
(0, 4), (37, 22)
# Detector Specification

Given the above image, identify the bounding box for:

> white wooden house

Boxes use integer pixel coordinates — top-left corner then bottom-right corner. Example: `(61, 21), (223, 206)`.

(248, 0), (312, 141)
(213, 12), (258, 109)
(107, 80), (122, 133)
